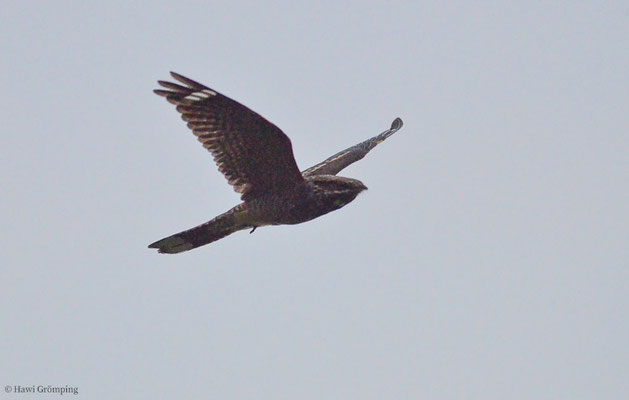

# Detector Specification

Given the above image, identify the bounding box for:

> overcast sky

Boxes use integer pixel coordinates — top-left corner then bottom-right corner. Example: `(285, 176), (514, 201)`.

(1, 1), (627, 399)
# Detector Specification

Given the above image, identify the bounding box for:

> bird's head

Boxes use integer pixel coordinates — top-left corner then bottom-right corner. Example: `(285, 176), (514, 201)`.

(307, 175), (367, 213)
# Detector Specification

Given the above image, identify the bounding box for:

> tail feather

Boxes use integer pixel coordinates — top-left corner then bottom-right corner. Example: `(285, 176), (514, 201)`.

(148, 209), (245, 254)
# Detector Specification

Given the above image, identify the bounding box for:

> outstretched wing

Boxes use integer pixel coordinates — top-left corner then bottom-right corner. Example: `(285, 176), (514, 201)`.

(155, 72), (304, 201)
(302, 118), (403, 177)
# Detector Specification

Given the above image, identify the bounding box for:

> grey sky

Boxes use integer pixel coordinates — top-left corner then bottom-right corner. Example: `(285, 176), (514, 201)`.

(1, 1), (627, 399)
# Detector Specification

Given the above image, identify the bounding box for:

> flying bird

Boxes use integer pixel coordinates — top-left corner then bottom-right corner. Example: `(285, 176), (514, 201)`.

(149, 72), (403, 253)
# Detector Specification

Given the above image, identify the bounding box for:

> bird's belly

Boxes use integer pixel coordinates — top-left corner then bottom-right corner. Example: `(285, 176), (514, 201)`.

(246, 195), (323, 226)
(279, 200), (329, 225)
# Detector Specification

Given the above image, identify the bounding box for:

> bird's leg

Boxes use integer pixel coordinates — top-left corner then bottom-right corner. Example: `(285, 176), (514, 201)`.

(250, 226), (257, 234)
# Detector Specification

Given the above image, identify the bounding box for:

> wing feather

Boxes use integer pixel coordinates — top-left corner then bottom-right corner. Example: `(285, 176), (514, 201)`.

(155, 72), (304, 201)
(302, 118), (403, 177)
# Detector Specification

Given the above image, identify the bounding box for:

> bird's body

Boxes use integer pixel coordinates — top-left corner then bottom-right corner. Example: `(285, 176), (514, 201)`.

(148, 72), (402, 253)
(244, 175), (368, 226)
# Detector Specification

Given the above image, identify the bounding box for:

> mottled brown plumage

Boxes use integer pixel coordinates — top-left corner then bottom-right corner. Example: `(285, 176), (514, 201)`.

(149, 72), (403, 253)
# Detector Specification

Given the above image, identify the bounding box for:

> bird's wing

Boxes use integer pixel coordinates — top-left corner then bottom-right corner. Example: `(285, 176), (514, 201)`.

(302, 118), (403, 177)
(155, 72), (304, 201)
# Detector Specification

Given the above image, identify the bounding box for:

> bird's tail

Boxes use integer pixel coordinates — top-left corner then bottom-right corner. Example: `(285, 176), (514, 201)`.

(148, 206), (248, 254)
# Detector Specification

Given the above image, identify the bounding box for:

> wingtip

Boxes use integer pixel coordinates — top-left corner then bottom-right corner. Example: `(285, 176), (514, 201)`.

(168, 71), (209, 90)
(391, 117), (403, 130)
(169, 71), (188, 85)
